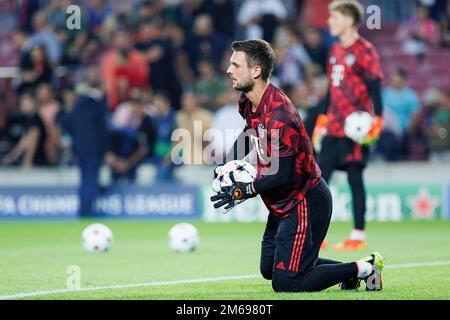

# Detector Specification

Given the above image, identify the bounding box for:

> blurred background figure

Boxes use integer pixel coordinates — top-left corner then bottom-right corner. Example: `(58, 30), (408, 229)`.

(274, 24), (312, 91)
(193, 59), (227, 111)
(1, 92), (49, 168)
(152, 91), (178, 181)
(176, 91), (213, 165)
(36, 83), (60, 165)
(107, 87), (155, 184)
(69, 67), (108, 217)
(382, 68), (420, 160)
(184, 14), (228, 77)
(101, 30), (149, 110)
(425, 88), (450, 162)
(237, 0), (287, 42)
(135, 18), (182, 110)
(210, 90), (246, 161)
(27, 10), (61, 66)
(398, 5), (438, 59)
(18, 45), (53, 94)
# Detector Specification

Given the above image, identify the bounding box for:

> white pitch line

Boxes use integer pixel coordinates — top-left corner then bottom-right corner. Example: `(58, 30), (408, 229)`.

(1, 260), (450, 300)
(386, 260), (450, 269)
(0, 275), (260, 300)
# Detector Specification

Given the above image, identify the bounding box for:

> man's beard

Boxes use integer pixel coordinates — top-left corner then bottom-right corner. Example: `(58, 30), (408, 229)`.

(234, 79), (254, 94)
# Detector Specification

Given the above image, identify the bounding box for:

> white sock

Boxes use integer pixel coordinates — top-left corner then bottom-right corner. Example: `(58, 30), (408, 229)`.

(349, 229), (366, 241)
(356, 260), (373, 278)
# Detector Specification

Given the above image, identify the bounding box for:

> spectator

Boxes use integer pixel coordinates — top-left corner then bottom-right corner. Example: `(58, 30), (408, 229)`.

(405, 88), (440, 161)
(86, 0), (115, 36)
(62, 32), (102, 67)
(55, 87), (76, 165)
(16, 0), (41, 33)
(18, 45), (53, 94)
(425, 88), (450, 161)
(69, 67), (109, 217)
(237, 0), (287, 42)
(28, 11), (62, 65)
(106, 87), (156, 183)
(275, 24), (312, 89)
(48, 0), (73, 30)
(36, 83), (61, 166)
(382, 68), (420, 157)
(176, 91), (213, 165)
(210, 90), (246, 161)
(12, 27), (32, 60)
(184, 14), (228, 76)
(290, 83), (320, 138)
(0, 97), (30, 158)
(198, 0), (235, 40)
(438, 0), (450, 48)
(398, 5), (438, 59)
(303, 27), (328, 72)
(135, 19), (182, 110)
(2, 93), (50, 168)
(152, 91), (178, 181)
(165, 21), (195, 86)
(374, 107), (403, 161)
(194, 59), (227, 111)
(100, 30), (149, 110)
(169, 0), (203, 32)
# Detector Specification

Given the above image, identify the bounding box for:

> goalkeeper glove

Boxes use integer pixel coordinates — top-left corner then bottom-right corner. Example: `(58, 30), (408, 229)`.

(213, 165), (223, 179)
(312, 114), (328, 153)
(363, 115), (383, 145)
(210, 172), (255, 211)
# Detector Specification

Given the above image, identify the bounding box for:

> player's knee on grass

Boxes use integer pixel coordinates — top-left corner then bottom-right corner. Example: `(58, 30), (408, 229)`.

(260, 264), (273, 280)
(272, 272), (323, 293)
(271, 273), (295, 292)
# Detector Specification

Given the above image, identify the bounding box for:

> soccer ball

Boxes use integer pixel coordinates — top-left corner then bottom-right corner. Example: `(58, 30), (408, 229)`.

(168, 223), (200, 253)
(344, 111), (374, 144)
(211, 160), (257, 193)
(81, 223), (113, 253)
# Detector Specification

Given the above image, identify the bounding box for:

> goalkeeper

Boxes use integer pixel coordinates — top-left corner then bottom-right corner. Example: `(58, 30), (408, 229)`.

(211, 39), (384, 292)
(312, 0), (384, 251)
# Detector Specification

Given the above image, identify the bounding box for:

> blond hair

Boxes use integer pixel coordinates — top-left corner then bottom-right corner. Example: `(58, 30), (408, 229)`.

(329, 0), (364, 27)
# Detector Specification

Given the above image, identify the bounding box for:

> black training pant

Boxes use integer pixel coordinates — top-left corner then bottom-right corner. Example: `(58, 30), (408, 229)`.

(260, 179), (358, 292)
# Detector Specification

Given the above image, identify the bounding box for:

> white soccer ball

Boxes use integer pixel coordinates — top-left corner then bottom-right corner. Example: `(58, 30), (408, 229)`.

(344, 111), (374, 144)
(212, 160), (257, 193)
(168, 223), (200, 253)
(81, 223), (113, 253)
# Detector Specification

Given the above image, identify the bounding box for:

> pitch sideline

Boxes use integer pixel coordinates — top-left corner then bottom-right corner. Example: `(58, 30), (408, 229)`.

(1, 260), (449, 300)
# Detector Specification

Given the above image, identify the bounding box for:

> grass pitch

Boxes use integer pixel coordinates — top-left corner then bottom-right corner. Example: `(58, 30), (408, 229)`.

(0, 220), (449, 300)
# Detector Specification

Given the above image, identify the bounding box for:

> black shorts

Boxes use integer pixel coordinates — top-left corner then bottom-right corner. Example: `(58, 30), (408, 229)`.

(319, 136), (369, 170)
(260, 179), (333, 278)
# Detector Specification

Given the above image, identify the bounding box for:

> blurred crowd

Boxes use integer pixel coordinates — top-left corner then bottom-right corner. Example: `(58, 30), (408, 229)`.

(0, 0), (449, 183)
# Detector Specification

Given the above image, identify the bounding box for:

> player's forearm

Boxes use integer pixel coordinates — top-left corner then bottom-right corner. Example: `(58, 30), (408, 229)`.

(366, 79), (383, 116)
(252, 155), (295, 194)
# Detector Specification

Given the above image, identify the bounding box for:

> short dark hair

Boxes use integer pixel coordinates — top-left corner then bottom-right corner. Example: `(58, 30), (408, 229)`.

(394, 68), (408, 79)
(231, 39), (275, 81)
(329, 0), (364, 27)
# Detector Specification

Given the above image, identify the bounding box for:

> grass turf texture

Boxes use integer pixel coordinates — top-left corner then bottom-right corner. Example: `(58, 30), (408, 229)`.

(0, 220), (449, 300)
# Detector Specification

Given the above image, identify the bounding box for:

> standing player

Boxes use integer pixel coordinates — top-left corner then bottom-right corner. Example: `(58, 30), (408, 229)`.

(211, 39), (384, 292)
(312, 0), (384, 251)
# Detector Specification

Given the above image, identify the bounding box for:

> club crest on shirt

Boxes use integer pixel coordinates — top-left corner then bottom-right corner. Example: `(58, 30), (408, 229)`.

(345, 53), (356, 66)
(258, 124), (265, 138)
(329, 56), (336, 64)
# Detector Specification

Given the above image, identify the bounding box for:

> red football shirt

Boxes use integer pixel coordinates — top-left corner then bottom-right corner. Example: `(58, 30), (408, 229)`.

(239, 84), (321, 217)
(326, 36), (384, 137)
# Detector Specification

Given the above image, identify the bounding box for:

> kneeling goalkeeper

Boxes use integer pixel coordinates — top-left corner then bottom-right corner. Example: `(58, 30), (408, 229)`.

(211, 39), (383, 292)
